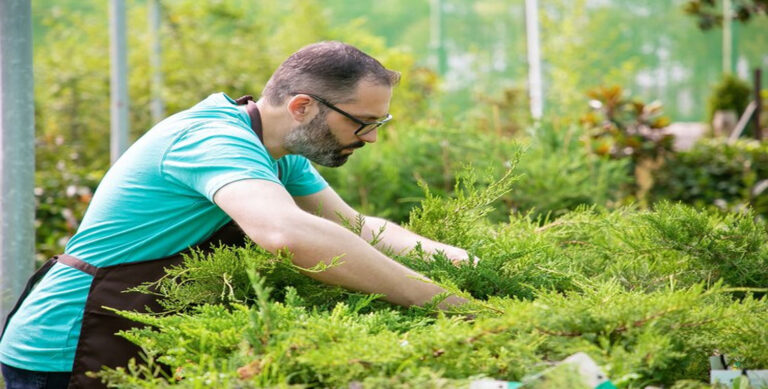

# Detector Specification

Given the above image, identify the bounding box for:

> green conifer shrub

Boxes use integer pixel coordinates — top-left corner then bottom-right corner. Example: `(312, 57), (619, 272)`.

(93, 169), (768, 388)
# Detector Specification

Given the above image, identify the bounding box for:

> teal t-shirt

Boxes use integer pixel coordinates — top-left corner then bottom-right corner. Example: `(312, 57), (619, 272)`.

(0, 93), (327, 371)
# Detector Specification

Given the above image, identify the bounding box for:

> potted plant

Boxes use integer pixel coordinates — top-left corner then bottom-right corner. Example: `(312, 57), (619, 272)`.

(707, 74), (752, 137)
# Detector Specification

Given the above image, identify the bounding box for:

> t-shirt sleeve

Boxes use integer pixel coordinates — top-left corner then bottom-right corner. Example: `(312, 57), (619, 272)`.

(279, 155), (329, 196)
(161, 125), (282, 202)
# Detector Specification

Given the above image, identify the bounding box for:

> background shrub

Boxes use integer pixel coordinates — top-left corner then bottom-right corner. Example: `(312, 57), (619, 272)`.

(706, 74), (752, 123)
(652, 138), (768, 221)
(509, 122), (631, 218)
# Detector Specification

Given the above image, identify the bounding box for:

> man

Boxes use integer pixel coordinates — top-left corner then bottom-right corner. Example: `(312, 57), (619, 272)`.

(0, 41), (472, 388)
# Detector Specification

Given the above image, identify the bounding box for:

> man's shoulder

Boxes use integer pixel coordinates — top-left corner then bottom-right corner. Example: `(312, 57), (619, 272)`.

(187, 92), (244, 116)
(193, 92), (236, 108)
(158, 93), (246, 130)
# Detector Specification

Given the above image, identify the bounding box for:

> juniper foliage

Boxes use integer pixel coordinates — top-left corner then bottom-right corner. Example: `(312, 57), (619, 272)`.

(95, 169), (768, 388)
(509, 122), (631, 219)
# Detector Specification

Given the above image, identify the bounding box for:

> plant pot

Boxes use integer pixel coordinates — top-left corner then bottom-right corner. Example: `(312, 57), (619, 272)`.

(634, 155), (665, 207)
(712, 109), (738, 137)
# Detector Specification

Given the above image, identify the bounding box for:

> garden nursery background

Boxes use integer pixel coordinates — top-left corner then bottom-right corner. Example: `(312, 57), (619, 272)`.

(8, 0), (768, 387)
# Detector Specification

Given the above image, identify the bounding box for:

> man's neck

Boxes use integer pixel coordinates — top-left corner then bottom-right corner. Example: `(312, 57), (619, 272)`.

(255, 99), (291, 160)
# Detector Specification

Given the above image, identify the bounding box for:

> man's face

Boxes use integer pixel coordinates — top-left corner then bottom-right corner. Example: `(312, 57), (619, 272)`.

(285, 80), (392, 167)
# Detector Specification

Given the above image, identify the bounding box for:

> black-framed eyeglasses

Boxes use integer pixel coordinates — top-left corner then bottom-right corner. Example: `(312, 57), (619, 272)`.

(294, 92), (393, 136)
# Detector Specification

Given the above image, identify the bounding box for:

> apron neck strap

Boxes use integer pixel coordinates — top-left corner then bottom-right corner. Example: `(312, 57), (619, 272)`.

(233, 95), (264, 143)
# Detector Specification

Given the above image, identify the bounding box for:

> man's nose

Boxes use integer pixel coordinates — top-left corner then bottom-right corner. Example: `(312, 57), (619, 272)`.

(358, 129), (378, 143)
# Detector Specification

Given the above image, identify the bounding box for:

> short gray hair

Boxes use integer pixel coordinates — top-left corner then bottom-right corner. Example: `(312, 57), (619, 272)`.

(261, 41), (400, 106)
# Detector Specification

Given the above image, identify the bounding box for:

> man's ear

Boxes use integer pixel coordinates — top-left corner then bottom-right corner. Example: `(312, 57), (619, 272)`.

(286, 94), (316, 123)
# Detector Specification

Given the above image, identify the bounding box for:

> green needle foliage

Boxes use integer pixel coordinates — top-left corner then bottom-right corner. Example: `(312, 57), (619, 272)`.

(94, 168), (767, 388)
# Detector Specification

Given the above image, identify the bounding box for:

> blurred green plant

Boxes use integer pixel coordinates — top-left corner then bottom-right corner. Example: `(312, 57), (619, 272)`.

(321, 118), (629, 224)
(581, 85), (674, 161)
(652, 138), (768, 221)
(320, 120), (522, 223)
(706, 74), (752, 123)
(465, 86), (532, 137)
(34, 137), (104, 261)
(509, 121), (631, 219)
(580, 85), (675, 205)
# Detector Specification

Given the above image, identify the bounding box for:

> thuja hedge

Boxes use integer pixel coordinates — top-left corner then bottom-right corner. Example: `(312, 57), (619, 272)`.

(97, 170), (767, 388)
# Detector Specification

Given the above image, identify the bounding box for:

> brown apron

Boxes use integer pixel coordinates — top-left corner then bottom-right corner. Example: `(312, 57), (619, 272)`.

(1, 96), (267, 388)
(70, 222), (247, 387)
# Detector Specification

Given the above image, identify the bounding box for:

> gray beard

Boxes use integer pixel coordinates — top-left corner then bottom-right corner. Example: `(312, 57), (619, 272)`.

(284, 110), (364, 167)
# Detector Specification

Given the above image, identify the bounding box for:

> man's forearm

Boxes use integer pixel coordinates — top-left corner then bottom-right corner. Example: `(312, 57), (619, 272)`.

(215, 180), (466, 307)
(269, 212), (450, 307)
(361, 216), (469, 259)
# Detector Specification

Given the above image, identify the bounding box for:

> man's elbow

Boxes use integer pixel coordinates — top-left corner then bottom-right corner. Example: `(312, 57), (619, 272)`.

(247, 213), (320, 255)
(251, 229), (296, 254)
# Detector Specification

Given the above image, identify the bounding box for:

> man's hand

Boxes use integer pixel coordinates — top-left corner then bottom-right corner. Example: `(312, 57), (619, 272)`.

(437, 294), (470, 310)
(441, 247), (480, 266)
(294, 187), (479, 266)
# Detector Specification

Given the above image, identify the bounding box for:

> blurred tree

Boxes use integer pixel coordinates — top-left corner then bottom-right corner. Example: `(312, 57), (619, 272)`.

(683, 0), (767, 30)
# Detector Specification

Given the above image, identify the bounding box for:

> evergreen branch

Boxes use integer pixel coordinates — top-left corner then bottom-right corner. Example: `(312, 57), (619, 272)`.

(534, 219), (573, 233)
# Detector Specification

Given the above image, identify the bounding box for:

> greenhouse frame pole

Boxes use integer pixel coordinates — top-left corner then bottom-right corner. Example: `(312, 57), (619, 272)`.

(430, 0), (447, 76)
(525, 0), (543, 120)
(722, 0), (733, 74)
(0, 0), (35, 321)
(149, 0), (165, 123)
(110, 0), (129, 163)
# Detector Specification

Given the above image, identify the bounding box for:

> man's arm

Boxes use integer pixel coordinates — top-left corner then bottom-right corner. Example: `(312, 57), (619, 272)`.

(214, 179), (463, 307)
(294, 187), (476, 263)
